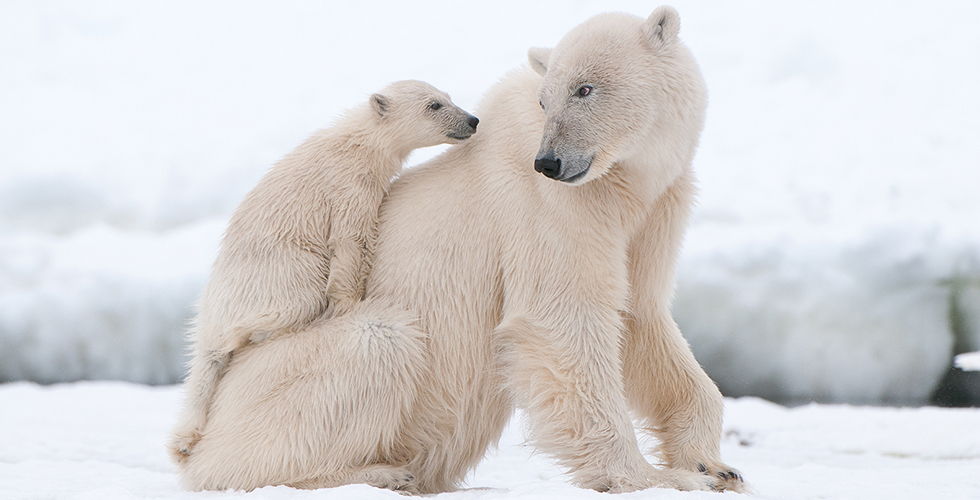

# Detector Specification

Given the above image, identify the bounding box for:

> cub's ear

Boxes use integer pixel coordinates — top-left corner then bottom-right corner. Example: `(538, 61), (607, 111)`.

(643, 5), (680, 48)
(370, 93), (390, 117)
(527, 47), (552, 76)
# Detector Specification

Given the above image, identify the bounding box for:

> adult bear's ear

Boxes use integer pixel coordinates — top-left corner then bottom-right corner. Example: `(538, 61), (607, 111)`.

(643, 6), (680, 48)
(527, 47), (552, 76)
(370, 94), (390, 117)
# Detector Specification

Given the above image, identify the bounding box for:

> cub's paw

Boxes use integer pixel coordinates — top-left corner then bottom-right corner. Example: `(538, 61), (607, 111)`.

(167, 429), (202, 465)
(327, 292), (361, 318)
(360, 465), (418, 494)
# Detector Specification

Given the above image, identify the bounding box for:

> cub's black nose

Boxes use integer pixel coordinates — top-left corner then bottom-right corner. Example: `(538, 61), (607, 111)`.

(467, 115), (479, 130)
(534, 157), (561, 179)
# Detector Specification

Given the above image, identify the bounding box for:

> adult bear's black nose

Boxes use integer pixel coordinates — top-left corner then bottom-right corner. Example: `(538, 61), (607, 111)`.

(467, 115), (479, 130)
(534, 157), (561, 179)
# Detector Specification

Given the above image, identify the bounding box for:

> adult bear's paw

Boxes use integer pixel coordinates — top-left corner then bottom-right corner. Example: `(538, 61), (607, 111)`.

(582, 464), (720, 493)
(692, 460), (748, 493)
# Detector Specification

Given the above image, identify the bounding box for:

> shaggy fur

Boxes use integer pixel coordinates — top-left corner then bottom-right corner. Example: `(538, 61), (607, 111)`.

(177, 7), (745, 494)
(168, 81), (478, 464)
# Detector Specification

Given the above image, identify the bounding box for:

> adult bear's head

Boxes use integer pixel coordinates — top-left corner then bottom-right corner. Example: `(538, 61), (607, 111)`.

(528, 6), (707, 187)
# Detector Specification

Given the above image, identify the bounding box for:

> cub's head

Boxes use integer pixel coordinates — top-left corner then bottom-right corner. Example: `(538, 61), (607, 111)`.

(527, 6), (707, 185)
(370, 80), (479, 149)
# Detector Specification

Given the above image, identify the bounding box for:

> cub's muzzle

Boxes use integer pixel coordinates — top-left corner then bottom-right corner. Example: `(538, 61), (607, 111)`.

(447, 113), (480, 140)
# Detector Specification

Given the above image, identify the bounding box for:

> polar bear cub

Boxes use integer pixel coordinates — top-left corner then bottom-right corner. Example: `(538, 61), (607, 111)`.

(169, 80), (479, 463)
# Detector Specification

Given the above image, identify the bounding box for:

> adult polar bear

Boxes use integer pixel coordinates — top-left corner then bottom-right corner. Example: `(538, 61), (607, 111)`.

(179, 6), (744, 494)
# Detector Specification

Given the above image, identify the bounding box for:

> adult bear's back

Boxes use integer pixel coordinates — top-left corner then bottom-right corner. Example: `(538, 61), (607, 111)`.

(364, 68), (546, 334)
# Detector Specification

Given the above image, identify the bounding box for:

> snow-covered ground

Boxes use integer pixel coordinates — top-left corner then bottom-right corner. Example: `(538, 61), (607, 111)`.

(1, 1), (979, 403)
(1, 382), (979, 500)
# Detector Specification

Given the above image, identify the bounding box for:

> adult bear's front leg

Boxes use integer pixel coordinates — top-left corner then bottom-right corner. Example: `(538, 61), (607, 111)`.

(623, 171), (745, 493)
(622, 309), (745, 491)
(496, 315), (718, 493)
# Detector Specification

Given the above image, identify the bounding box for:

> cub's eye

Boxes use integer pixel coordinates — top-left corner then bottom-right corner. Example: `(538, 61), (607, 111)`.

(539, 100), (545, 110)
(429, 101), (442, 110)
(577, 85), (592, 97)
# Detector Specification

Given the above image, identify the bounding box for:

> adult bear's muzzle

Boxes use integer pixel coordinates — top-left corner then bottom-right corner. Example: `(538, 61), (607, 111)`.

(534, 155), (562, 179)
(534, 150), (592, 183)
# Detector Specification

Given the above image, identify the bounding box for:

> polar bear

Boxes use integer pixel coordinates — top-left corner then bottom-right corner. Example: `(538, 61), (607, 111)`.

(168, 80), (479, 464)
(177, 6), (744, 494)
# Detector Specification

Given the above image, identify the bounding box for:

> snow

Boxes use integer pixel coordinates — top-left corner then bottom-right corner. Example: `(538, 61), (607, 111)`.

(1, 382), (979, 500)
(1, 1), (979, 402)
(957, 351), (980, 371)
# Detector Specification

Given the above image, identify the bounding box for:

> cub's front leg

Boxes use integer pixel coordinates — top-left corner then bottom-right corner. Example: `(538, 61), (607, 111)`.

(325, 233), (372, 316)
(325, 203), (378, 317)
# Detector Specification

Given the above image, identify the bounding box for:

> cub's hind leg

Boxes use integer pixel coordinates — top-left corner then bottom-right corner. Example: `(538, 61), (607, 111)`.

(178, 301), (429, 492)
(169, 344), (234, 463)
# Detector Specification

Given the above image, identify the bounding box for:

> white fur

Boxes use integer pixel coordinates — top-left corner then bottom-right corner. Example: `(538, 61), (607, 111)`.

(168, 80), (477, 464)
(178, 7), (744, 494)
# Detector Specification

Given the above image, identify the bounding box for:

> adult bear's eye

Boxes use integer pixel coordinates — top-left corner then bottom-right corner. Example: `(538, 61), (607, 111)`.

(577, 85), (592, 97)
(429, 101), (442, 110)
(539, 100), (545, 110)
